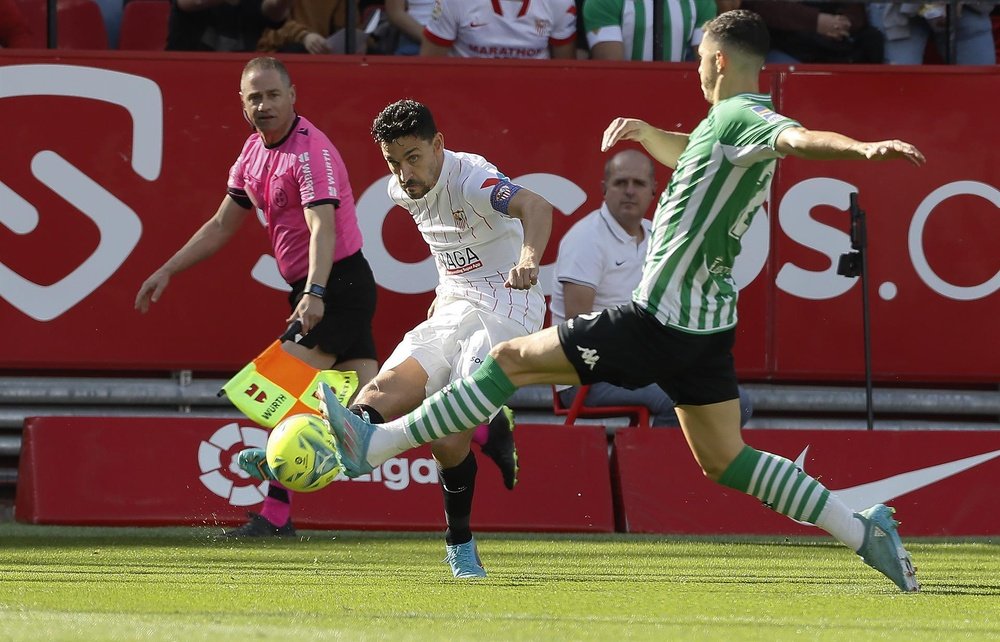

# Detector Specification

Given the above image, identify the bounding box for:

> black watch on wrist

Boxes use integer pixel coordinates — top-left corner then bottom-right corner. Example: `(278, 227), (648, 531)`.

(305, 282), (326, 299)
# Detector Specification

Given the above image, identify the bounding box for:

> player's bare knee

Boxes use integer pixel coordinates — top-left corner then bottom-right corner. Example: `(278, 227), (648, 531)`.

(701, 464), (727, 483)
(489, 340), (522, 373)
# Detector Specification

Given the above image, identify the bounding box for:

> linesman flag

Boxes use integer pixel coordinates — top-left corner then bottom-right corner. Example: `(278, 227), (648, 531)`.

(219, 325), (358, 428)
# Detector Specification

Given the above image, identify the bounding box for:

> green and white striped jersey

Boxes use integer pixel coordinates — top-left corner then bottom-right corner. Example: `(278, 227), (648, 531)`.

(634, 93), (799, 333)
(583, 0), (716, 62)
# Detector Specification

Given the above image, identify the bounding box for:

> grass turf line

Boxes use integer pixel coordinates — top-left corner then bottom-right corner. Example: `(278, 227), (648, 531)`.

(0, 524), (997, 641)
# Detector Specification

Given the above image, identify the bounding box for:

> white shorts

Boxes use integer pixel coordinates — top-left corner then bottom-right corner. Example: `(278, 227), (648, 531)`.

(381, 297), (538, 398)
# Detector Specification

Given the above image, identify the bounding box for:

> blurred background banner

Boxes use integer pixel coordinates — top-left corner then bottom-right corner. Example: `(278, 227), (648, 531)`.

(1, 53), (997, 384)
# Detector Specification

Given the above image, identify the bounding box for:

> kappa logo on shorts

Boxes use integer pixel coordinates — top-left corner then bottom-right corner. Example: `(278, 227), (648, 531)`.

(576, 346), (600, 370)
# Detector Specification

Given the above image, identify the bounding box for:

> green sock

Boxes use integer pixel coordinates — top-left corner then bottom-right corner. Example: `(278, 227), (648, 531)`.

(402, 356), (516, 446)
(719, 445), (830, 524)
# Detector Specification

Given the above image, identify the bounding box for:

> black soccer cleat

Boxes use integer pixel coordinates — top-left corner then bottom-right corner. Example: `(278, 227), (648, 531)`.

(218, 512), (296, 539)
(481, 406), (519, 491)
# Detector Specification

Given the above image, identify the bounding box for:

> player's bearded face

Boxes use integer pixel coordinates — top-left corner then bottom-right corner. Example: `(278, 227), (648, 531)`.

(382, 134), (444, 199)
(697, 37), (721, 103)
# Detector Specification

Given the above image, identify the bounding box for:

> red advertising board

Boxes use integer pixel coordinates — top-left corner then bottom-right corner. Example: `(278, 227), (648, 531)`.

(15, 416), (615, 532)
(0, 53), (997, 383)
(612, 427), (1000, 536)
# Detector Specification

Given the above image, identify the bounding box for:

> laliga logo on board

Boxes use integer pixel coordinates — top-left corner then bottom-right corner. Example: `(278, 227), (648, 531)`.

(197, 421), (440, 505)
(197, 422), (269, 506)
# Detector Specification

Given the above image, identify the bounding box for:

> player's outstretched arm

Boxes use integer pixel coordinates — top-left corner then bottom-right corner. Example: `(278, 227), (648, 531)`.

(601, 117), (689, 169)
(506, 189), (553, 290)
(134, 196), (249, 313)
(776, 127), (926, 166)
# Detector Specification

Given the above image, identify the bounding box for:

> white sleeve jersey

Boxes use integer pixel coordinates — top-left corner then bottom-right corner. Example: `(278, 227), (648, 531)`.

(424, 0), (577, 59)
(387, 149), (545, 332)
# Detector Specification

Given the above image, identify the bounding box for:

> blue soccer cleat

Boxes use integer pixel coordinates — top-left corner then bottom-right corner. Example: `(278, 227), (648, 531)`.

(855, 504), (920, 592)
(237, 447), (276, 482)
(318, 381), (375, 478)
(444, 538), (487, 579)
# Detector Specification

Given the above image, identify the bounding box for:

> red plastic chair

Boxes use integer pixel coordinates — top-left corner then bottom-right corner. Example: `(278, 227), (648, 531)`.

(118, 0), (169, 50)
(56, 0), (108, 49)
(13, 0), (47, 48)
(552, 385), (651, 429)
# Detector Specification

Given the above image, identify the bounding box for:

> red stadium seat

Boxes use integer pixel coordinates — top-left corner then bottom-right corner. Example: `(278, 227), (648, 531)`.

(56, 0), (108, 49)
(118, 0), (169, 50)
(552, 384), (651, 429)
(13, 0), (47, 48)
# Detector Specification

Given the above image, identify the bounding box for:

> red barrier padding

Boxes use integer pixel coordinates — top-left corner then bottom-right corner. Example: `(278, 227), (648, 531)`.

(15, 417), (614, 532)
(612, 427), (1000, 536)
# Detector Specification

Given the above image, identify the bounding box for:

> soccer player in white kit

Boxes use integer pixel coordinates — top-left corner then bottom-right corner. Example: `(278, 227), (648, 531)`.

(353, 99), (553, 578)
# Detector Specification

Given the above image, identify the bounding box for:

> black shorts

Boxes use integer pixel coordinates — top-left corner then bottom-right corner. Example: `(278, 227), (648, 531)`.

(556, 302), (738, 407)
(288, 250), (378, 362)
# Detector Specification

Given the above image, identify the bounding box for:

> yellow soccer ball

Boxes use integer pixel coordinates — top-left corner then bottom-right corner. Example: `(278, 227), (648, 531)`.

(265, 413), (341, 493)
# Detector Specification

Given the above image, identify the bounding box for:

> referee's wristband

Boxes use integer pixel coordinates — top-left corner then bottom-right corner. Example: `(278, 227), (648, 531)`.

(305, 282), (326, 299)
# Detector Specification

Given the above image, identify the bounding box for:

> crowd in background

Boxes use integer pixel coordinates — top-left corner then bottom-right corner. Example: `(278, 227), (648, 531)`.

(1, 0), (998, 64)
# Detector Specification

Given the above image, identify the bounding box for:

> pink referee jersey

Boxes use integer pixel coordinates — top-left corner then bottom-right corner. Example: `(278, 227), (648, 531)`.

(227, 115), (363, 284)
(424, 0), (577, 59)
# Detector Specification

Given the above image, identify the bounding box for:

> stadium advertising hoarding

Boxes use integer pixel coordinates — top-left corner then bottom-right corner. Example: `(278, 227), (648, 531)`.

(613, 427), (1000, 536)
(0, 54), (997, 383)
(16, 417), (615, 532)
(17, 416), (1000, 535)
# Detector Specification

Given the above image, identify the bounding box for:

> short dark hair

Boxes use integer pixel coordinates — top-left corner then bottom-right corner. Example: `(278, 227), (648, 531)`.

(703, 10), (770, 60)
(242, 56), (291, 87)
(371, 99), (438, 145)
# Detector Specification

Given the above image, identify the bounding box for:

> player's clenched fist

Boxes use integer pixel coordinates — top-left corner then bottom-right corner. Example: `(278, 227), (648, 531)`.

(505, 263), (539, 290)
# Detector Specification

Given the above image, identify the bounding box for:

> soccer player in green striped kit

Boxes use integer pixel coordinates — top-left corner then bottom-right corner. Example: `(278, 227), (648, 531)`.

(321, 10), (925, 591)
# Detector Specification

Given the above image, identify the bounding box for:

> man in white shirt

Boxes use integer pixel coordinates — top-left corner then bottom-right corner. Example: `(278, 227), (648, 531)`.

(551, 149), (752, 426)
(421, 0), (577, 58)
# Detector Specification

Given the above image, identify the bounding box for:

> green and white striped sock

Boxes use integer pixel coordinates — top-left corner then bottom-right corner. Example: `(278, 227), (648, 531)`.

(719, 445), (831, 524)
(719, 445), (864, 549)
(367, 356), (516, 464)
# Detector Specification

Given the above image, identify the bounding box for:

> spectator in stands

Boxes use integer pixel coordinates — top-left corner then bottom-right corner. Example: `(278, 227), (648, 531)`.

(867, 2), (996, 65)
(421, 0), (577, 59)
(584, 0), (717, 61)
(135, 57), (378, 537)
(550, 149), (752, 427)
(167, 0), (290, 51)
(0, 0), (33, 48)
(385, 0), (434, 55)
(740, 1), (883, 63)
(256, 0), (366, 54)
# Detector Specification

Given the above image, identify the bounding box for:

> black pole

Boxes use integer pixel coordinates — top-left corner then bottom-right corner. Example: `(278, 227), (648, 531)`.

(945, 0), (958, 65)
(652, 0), (663, 61)
(345, 1), (356, 54)
(850, 193), (875, 431)
(837, 194), (874, 431)
(46, 0), (57, 49)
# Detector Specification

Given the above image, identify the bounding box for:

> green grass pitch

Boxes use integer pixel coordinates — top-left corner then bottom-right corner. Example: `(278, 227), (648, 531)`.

(0, 524), (997, 641)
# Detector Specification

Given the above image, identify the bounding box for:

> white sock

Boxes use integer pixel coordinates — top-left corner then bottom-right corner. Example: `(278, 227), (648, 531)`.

(364, 417), (420, 467)
(815, 493), (865, 551)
